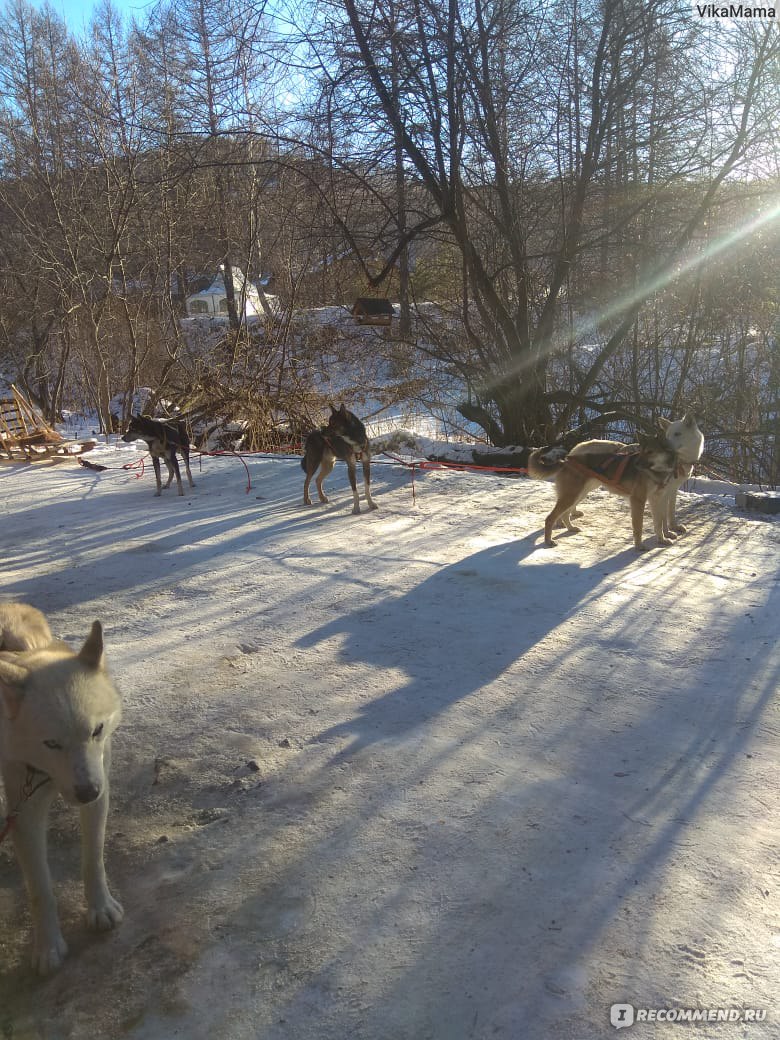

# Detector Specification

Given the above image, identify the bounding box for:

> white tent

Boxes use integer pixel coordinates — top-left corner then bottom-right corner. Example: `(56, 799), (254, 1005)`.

(185, 267), (276, 318)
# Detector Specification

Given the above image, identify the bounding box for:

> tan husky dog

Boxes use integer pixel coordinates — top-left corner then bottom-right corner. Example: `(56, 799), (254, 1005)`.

(0, 604), (123, 974)
(557, 413), (704, 540)
(527, 437), (680, 550)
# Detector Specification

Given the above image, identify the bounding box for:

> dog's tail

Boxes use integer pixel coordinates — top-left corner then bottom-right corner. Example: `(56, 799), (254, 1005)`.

(527, 446), (567, 480)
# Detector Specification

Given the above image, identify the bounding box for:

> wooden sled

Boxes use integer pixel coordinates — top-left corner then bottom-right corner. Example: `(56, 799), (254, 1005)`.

(0, 386), (96, 462)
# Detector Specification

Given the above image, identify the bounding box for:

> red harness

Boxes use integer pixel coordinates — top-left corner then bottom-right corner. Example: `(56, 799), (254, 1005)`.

(563, 450), (637, 488)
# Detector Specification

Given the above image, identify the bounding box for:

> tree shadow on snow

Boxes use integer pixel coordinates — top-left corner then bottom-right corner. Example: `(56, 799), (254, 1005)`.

(282, 520), (780, 1037)
(298, 532), (639, 759)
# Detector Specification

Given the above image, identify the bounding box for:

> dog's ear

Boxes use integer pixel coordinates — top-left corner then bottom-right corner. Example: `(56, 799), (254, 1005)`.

(78, 621), (104, 670)
(656, 416), (671, 431)
(0, 659), (28, 718)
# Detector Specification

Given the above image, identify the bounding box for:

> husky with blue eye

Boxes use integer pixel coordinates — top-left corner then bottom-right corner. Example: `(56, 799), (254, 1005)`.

(301, 403), (378, 515)
(0, 604), (123, 974)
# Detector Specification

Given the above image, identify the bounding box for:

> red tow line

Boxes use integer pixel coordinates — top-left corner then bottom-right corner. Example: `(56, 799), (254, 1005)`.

(380, 452), (528, 503)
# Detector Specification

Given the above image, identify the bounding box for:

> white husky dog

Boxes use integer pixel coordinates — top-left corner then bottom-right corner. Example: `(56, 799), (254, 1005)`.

(547, 413), (704, 543)
(655, 413), (705, 539)
(0, 604), (123, 974)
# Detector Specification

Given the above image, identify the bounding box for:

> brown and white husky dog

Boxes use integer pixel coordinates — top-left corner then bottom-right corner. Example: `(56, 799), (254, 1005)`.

(528, 414), (703, 550)
(528, 436), (681, 551)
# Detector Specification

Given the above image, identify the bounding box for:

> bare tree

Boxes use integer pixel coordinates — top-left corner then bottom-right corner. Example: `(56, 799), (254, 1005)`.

(311, 0), (779, 443)
(0, 0), (88, 418)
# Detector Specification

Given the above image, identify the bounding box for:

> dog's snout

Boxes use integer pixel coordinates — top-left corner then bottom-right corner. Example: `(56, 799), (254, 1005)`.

(74, 781), (101, 804)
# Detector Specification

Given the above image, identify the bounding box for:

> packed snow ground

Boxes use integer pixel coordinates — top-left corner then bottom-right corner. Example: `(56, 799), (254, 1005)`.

(0, 438), (778, 1040)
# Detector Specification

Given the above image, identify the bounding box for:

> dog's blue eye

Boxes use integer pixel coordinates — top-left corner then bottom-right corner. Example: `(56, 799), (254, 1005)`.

(92, 724), (104, 738)
(44, 739), (63, 750)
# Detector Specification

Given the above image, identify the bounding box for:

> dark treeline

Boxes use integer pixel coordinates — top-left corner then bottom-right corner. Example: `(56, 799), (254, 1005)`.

(0, 0), (778, 480)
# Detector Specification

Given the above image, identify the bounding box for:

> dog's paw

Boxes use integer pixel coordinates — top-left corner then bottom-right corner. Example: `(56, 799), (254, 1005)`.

(32, 933), (68, 975)
(87, 892), (124, 931)
(367, 501), (379, 511)
(657, 537), (675, 547)
(351, 505), (362, 515)
(671, 523), (687, 534)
